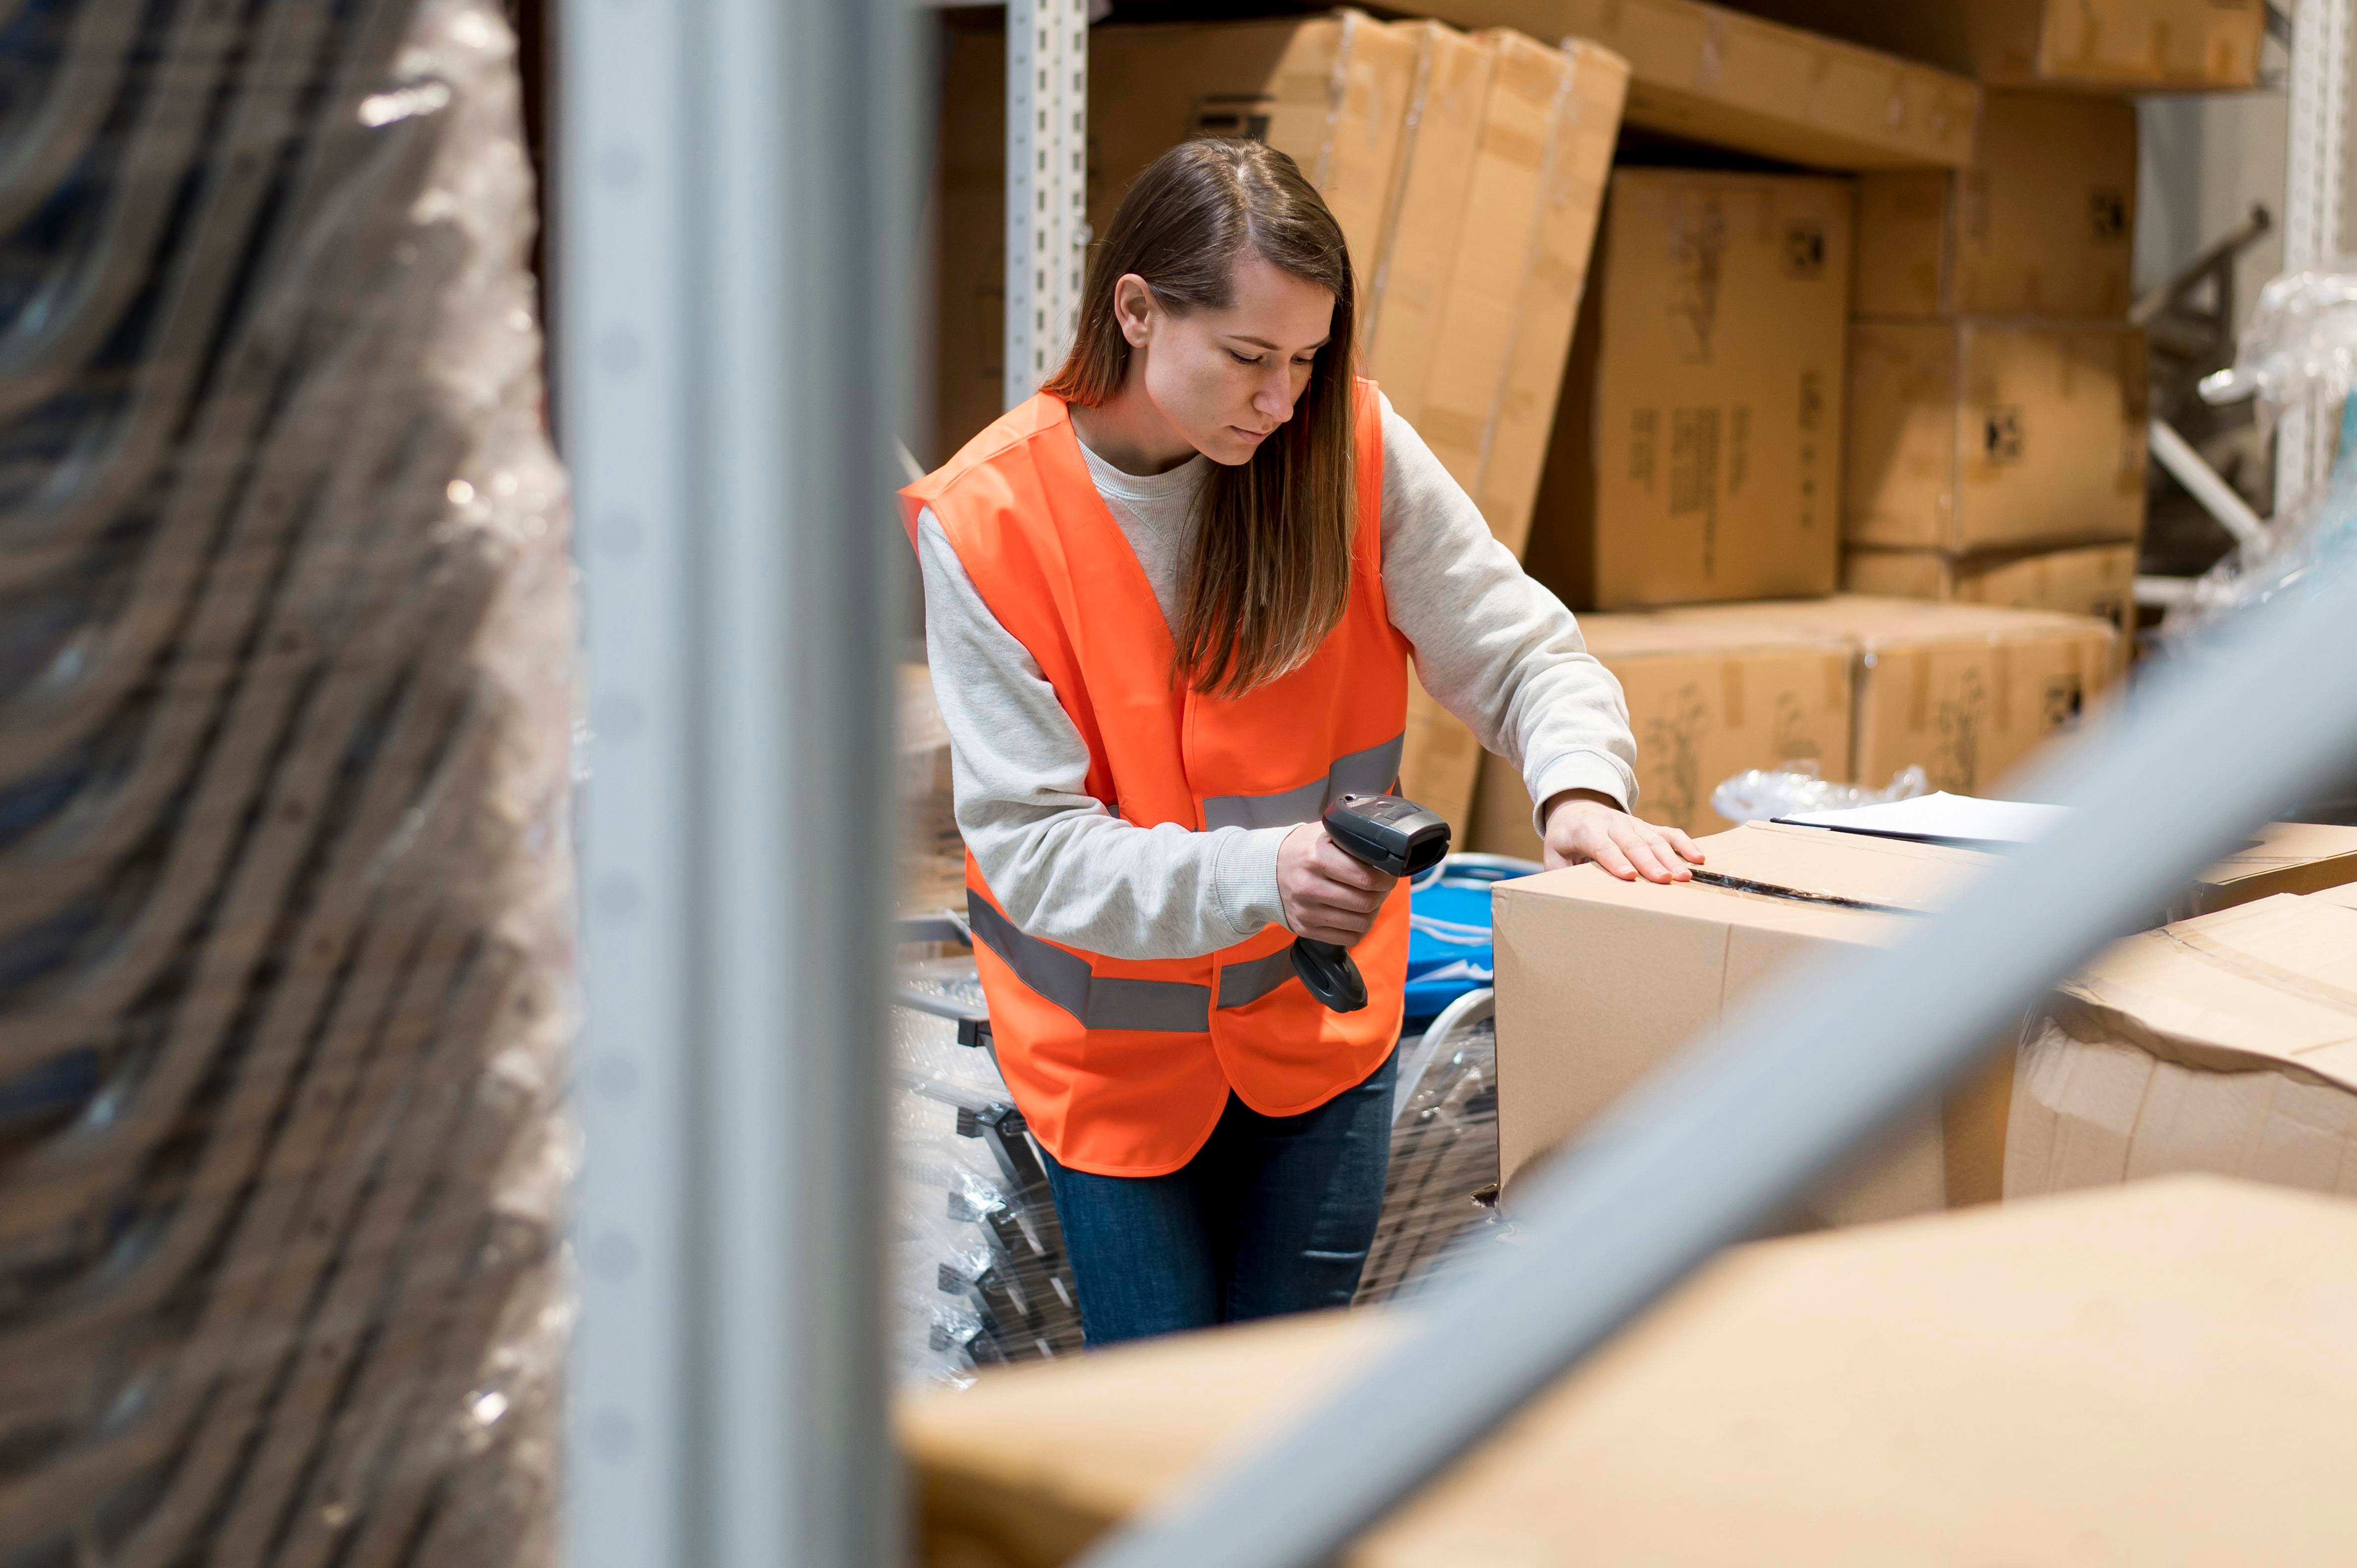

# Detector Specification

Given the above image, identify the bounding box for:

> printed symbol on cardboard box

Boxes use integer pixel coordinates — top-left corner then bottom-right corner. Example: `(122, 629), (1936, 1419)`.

(2041, 673), (2085, 732)
(1982, 406), (2025, 465)
(1643, 686), (1712, 833)
(1191, 96), (1272, 143)
(1666, 200), (1726, 365)
(1783, 219), (1826, 279)
(1933, 670), (1987, 792)
(2088, 187), (2128, 244)
(1773, 692), (1823, 771)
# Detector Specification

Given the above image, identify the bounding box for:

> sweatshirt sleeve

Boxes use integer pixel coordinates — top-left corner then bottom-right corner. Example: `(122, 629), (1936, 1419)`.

(916, 507), (1294, 960)
(1374, 394), (1640, 829)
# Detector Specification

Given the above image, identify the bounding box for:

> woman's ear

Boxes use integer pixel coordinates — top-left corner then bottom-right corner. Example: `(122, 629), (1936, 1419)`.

(1112, 273), (1156, 350)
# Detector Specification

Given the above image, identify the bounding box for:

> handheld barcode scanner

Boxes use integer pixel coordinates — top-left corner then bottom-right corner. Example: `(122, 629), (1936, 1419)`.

(1290, 793), (1452, 1013)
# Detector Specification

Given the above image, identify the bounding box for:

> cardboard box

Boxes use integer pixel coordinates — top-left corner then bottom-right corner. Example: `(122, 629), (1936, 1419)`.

(1412, 31), (1629, 557)
(1412, 0), (1980, 168)
(1727, 0), (2266, 90)
(1388, 30), (1629, 842)
(1397, 669), (1486, 839)
(1361, 23), (1497, 427)
(2008, 895), (2357, 1206)
(1661, 596), (2123, 796)
(899, 664), (967, 912)
(930, 14), (1419, 459)
(1845, 319), (2148, 553)
(1492, 821), (2016, 1222)
(1469, 612), (1854, 854)
(905, 1179), (2357, 1568)
(1525, 169), (1853, 610)
(2180, 822), (2357, 919)
(1856, 91), (2136, 318)
(1842, 541), (2139, 628)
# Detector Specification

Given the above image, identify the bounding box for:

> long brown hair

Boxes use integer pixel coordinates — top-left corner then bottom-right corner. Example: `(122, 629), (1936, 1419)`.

(1043, 139), (1357, 699)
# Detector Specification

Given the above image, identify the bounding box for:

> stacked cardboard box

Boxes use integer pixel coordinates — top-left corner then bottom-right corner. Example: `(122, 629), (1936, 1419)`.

(1724, 0), (2267, 91)
(905, 1180), (2357, 1566)
(1472, 614), (1854, 855)
(899, 664), (968, 914)
(1522, 167), (1856, 612)
(1470, 596), (2124, 860)
(1839, 84), (2150, 605)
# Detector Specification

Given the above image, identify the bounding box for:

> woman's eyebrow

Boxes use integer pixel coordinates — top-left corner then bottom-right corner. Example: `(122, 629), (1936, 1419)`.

(1229, 333), (1332, 351)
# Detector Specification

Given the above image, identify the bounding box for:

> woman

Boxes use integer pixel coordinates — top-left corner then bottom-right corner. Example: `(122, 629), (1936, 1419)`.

(901, 139), (1701, 1347)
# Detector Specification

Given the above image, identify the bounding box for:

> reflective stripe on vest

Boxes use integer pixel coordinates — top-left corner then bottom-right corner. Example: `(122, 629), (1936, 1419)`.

(1199, 733), (1405, 831)
(969, 895), (1316, 1026)
(965, 897), (1210, 1032)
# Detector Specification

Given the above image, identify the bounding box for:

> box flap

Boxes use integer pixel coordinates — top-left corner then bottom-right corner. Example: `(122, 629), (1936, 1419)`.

(2197, 821), (2357, 897)
(2058, 896), (2357, 1090)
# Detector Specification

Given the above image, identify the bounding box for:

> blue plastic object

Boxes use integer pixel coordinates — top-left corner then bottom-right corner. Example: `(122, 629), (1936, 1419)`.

(1401, 855), (1539, 1028)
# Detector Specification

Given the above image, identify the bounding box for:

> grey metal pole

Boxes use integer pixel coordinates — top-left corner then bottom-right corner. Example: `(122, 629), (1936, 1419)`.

(1077, 574), (2357, 1568)
(564, 0), (915, 1563)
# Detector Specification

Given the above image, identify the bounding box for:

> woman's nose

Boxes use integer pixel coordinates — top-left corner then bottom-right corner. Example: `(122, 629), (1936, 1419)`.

(1253, 371), (1293, 422)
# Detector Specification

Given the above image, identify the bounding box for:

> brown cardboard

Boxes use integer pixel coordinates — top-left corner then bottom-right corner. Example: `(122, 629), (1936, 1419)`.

(2007, 896), (2357, 1206)
(1411, 31), (1627, 556)
(899, 663), (966, 913)
(1390, 32), (1629, 837)
(1468, 612), (1854, 854)
(929, 14), (1419, 459)
(1413, 0), (1980, 168)
(1661, 595), (2123, 796)
(2180, 822), (2357, 919)
(1842, 541), (2139, 628)
(1526, 169), (1852, 610)
(1397, 670), (1487, 838)
(1361, 23), (1497, 427)
(1856, 91), (2136, 318)
(1491, 820), (2015, 1221)
(1846, 318), (2148, 553)
(1471, 37), (1628, 559)
(1728, 0), (2266, 90)
(905, 1178), (2357, 1568)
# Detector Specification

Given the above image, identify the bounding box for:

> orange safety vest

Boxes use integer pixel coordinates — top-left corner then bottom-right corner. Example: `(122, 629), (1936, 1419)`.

(899, 380), (1411, 1177)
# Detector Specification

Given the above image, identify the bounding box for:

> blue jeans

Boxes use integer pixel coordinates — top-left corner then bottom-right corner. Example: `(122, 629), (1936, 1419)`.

(1038, 1048), (1394, 1348)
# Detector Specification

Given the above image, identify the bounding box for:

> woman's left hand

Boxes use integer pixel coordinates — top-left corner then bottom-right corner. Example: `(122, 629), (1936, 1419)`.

(1540, 790), (1704, 884)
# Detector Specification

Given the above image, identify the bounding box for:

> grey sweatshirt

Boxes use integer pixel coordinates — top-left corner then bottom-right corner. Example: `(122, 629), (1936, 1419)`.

(917, 393), (1636, 961)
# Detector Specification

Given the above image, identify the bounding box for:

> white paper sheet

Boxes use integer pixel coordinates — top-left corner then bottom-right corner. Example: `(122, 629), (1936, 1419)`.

(1775, 791), (2072, 847)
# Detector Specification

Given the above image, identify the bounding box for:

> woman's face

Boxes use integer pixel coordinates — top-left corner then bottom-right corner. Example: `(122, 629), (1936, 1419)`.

(1115, 254), (1336, 467)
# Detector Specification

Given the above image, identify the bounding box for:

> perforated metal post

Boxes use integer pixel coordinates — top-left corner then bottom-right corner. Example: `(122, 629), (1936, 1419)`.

(2278, 0), (2352, 511)
(563, 0), (914, 1563)
(1005, 0), (1088, 409)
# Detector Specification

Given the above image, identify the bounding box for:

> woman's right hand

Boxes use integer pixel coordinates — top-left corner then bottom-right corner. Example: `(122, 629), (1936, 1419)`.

(1278, 822), (1398, 946)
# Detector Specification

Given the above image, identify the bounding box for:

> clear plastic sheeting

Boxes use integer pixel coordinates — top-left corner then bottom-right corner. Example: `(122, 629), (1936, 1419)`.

(2173, 264), (2357, 638)
(1710, 762), (1930, 826)
(2200, 262), (2357, 408)
(0, 1), (573, 1564)
(1355, 1013), (1501, 1307)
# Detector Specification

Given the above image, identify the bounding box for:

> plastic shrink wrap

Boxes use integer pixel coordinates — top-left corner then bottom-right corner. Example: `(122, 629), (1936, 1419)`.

(0, 1), (574, 1563)
(2173, 264), (2357, 636)
(1710, 763), (1929, 826)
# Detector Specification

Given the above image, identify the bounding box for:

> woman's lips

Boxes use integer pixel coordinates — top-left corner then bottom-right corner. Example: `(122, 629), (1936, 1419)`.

(1231, 425), (1273, 442)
